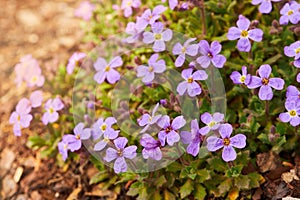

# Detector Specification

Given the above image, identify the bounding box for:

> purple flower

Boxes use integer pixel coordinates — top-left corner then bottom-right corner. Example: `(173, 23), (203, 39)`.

(162, 0), (178, 10)
(136, 5), (167, 30)
(9, 98), (33, 136)
(197, 40), (226, 68)
(125, 22), (143, 43)
(94, 56), (123, 84)
(92, 117), (119, 140)
(230, 66), (251, 85)
(252, 0), (281, 14)
(199, 112), (224, 135)
(104, 137), (137, 173)
(297, 73), (300, 83)
(42, 98), (64, 125)
(121, 0), (141, 17)
(136, 54), (166, 83)
(157, 115), (186, 146)
(143, 22), (172, 52)
(206, 123), (246, 162)
(177, 68), (208, 97)
(14, 55), (39, 87)
(140, 134), (162, 160)
(279, 100), (300, 127)
(180, 119), (206, 157)
(138, 103), (162, 133)
(74, 1), (95, 21)
(286, 85), (300, 101)
(66, 52), (86, 74)
(58, 123), (92, 161)
(284, 41), (300, 68)
(94, 120), (119, 152)
(172, 38), (199, 67)
(247, 64), (284, 100)
(227, 15), (263, 52)
(279, 2), (300, 25)
(29, 90), (43, 108)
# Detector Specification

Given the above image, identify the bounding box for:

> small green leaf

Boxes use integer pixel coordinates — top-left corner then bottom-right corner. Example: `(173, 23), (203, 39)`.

(180, 179), (193, 199)
(89, 171), (109, 184)
(194, 184), (206, 200)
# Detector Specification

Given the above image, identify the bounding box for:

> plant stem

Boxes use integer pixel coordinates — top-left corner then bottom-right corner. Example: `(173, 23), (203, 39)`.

(199, 0), (207, 37)
(265, 100), (269, 116)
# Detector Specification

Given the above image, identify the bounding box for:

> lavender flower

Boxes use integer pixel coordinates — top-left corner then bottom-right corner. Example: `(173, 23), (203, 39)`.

(136, 5), (167, 30)
(9, 98), (33, 136)
(247, 64), (284, 100)
(14, 55), (39, 87)
(227, 15), (263, 52)
(251, 0), (281, 14)
(143, 22), (172, 52)
(279, 100), (300, 126)
(29, 90), (43, 108)
(94, 119), (119, 152)
(94, 56), (123, 84)
(136, 54), (166, 83)
(121, 0), (141, 17)
(157, 115), (186, 146)
(197, 40), (226, 68)
(230, 66), (251, 85)
(199, 112), (224, 135)
(74, 1), (95, 21)
(177, 68), (208, 97)
(279, 2), (300, 25)
(286, 85), (300, 101)
(104, 137), (137, 173)
(162, 0), (178, 10)
(58, 136), (70, 161)
(180, 119), (206, 157)
(284, 41), (300, 68)
(206, 123), (246, 162)
(297, 73), (300, 83)
(172, 38), (199, 67)
(92, 117), (119, 140)
(140, 134), (162, 160)
(125, 22), (143, 43)
(138, 103), (162, 133)
(42, 98), (64, 125)
(66, 52), (86, 74)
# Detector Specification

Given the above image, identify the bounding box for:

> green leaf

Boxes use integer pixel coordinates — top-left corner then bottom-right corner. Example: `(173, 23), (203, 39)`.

(194, 184), (206, 200)
(218, 179), (232, 195)
(154, 175), (167, 188)
(247, 172), (261, 188)
(27, 135), (46, 148)
(164, 190), (176, 200)
(89, 171), (109, 184)
(226, 165), (243, 178)
(197, 169), (211, 183)
(180, 179), (193, 199)
(127, 182), (142, 197)
(235, 175), (250, 189)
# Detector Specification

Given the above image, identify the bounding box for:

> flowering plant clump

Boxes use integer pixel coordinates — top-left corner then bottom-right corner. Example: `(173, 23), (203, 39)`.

(9, 0), (300, 199)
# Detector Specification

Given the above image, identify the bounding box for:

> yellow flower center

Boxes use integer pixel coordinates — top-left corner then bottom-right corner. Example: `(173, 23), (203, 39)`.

(148, 116), (152, 122)
(76, 134), (80, 140)
(207, 52), (213, 58)
(148, 15), (153, 20)
(126, 0), (132, 6)
(288, 10), (294, 16)
(187, 77), (193, 83)
(105, 65), (110, 72)
(240, 30), (248, 37)
(223, 138), (230, 146)
(117, 149), (123, 157)
(295, 47), (300, 54)
(155, 34), (162, 40)
(49, 107), (54, 114)
(289, 110), (297, 117)
(166, 126), (172, 133)
(101, 124), (107, 131)
(103, 137), (110, 143)
(208, 121), (216, 128)
(64, 144), (68, 149)
(262, 78), (269, 85)
(181, 47), (186, 53)
(148, 66), (154, 72)
(31, 76), (37, 83)
(240, 75), (246, 83)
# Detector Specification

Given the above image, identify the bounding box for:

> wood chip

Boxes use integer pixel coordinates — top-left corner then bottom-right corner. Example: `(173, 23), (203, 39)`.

(13, 166), (24, 183)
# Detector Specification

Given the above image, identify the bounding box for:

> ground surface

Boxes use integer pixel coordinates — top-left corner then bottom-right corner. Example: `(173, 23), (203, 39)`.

(0, 0), (115, 199)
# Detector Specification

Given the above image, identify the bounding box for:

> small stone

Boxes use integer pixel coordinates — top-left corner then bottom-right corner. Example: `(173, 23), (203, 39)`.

(13, 166), (24, 183)
(16, 9), (42, 27)
(1, 175), (18, 198)
(0, 148), (16, 170)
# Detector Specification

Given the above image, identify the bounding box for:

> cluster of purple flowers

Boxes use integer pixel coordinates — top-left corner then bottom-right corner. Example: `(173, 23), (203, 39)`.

(74, 1), (95, 21)
(230, 64), (285, 101)
(9, 91), (43, 136)
(66, 52), (86, 74)
(58, 116), (137, 174)
(14, 55), (45, 87)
